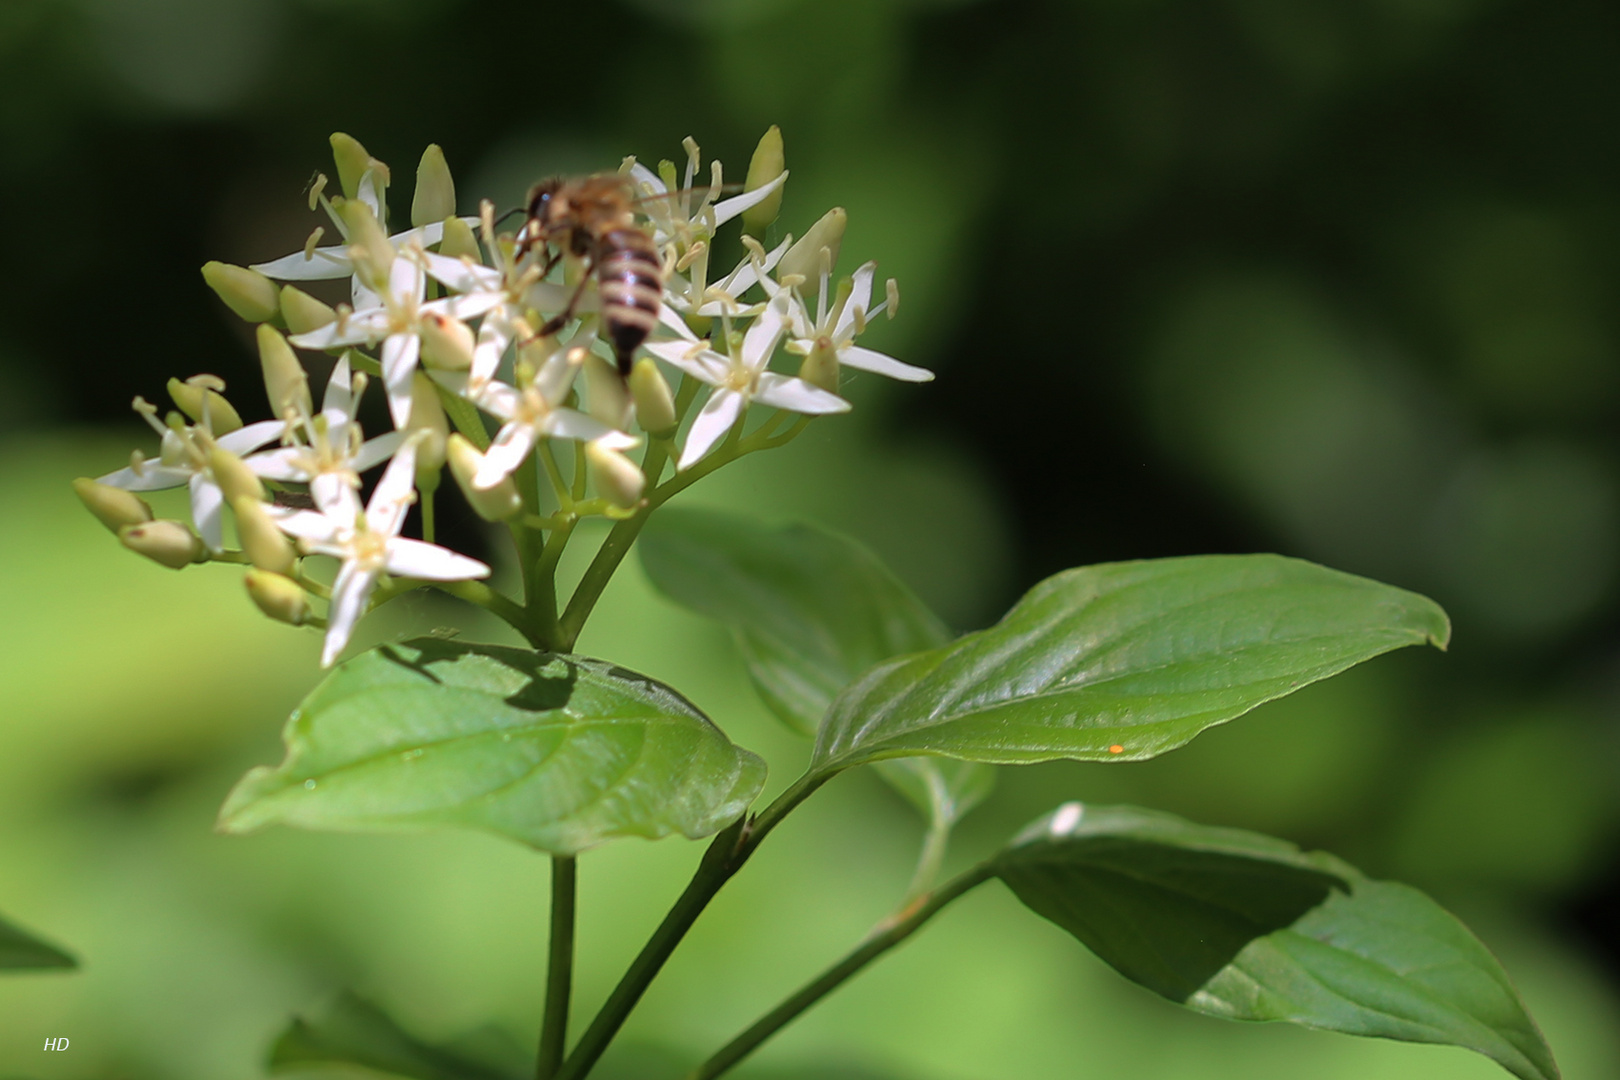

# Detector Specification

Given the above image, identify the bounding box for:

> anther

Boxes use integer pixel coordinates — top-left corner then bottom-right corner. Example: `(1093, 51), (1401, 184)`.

(303, 227), (325, 261)
(307, 174), (329, 212)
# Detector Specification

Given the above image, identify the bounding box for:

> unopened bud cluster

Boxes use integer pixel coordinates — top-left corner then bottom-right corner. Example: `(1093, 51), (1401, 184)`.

(77, 129), (929, 668)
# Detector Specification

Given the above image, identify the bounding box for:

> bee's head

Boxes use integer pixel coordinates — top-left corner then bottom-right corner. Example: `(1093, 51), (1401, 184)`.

(526, 177), (565, 225)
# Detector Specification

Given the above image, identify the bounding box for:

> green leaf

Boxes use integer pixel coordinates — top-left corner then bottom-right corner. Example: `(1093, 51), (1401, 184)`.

(814, 555), (1449, 771)
(0, 913), (75, 971)
(268, 990), (521, 1080)
(640, 506), (996, 830)
(220, 639), (766, 855)
(997, 803), (1558, 1080)
(639, 506), (951, 735)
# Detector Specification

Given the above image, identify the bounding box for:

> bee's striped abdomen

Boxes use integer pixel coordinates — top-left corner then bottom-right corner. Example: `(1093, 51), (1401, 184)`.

(597, 228), (662, 374)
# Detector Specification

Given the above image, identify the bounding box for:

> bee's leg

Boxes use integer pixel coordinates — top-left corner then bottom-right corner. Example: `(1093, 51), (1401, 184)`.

(517, 268), (594, 348)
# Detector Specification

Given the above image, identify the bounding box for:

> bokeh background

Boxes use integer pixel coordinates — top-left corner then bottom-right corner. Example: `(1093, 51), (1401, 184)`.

(4, 0), (1620, 1076)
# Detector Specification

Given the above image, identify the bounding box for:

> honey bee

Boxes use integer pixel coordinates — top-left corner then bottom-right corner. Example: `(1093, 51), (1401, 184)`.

(517, 174), (663, 375)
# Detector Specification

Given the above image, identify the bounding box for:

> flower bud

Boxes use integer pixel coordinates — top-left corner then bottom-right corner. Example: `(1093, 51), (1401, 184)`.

(777, 207), (846, 283)
(73, 478), (152, 533)
(447, 434), (521, 520)
(168, 377), (243, 434)
(201, 261), (280, 322)
(257, 324), (312, 417)
(119, 520), (205, 569)
(278, 285), (337, 336)
(233, 496), (294, 575)
(798, 339), (840, 394)
(439, 215), (480, 261)
(584, 353), (631, 430)
(742, 125), (785, 235)
(629, 358), (678, 437)
(209, 447), (264, 504)
(244, 569), (312, 626)
(418, 312), (475, 371)
(406, 373), (449, 474)
(336, 199), (394, 291)
(330, 132), (376, 200)
(587, 441), (645, 509)
(411, 144), (457, 228)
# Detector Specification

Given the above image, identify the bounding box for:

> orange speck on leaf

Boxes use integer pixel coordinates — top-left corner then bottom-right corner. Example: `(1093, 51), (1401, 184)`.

(1108, 744), (1124, 754)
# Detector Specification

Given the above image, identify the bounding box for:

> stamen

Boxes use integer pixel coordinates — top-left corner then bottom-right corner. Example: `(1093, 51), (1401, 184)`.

(307, 173), (328, 212)
(680, 137), (700, 205)
(186, 374), (227, 392)
(303, 227), (325, 262)
(617, 155), (637, 176)
(885, 278), (900, 319)
(676, 240), (707, 273)
(351, 372), (369, 398)
(132, 396), (168, 438)
(130, 449), (148, 477)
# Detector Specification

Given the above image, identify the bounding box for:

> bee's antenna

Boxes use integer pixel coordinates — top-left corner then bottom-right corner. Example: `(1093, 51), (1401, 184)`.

(491, 205), (526, 230)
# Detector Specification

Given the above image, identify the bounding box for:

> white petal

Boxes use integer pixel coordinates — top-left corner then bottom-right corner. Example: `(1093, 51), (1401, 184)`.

(388, 253), (426, 306)
(352, 276), (382, 313)
(471, 317), (515, 388)
(321, 353), (355, 417)
(98, 463), (192, 492)
(384, 538), (490, 581)
(244, 447), (307, 482)
(679, 389), (745, 470)
(709, 171), (788, 228)
(740, 293), (790, 371)
(356, 168), (386, 221)
(381, 333), (422, 428)
(474, 423), (534, 489)
(352, 430), (407, 473)
(251, 246), (354, 281)
(311, 474), (362, 524)
(837, 345), (935, 383)
(473, 379), (521, 421)
(271, 507), (344, 543)
(642, 340), (728, 385)
(388, 218), (469, 250)
(433, 291), (504, 322)
(835, 261), (878, 340)
(322, 562), (377, 668)
(366, 440), (419, 537)
(629, 162), (666, 195)
(217, 419), (286, 455)
(291, 311), (387, 350)
(543, 408), (637, 448)
(189, 473), (226, 552)
(753, 373), (852, 415)
(422, 250), (500, 294)
(657, 303), (699, 339)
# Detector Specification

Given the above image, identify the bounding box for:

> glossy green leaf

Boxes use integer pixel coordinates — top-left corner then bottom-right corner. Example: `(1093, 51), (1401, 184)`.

(814, 555), (1449, 771)
(268, 991), (522, 1080)
(998, 803), (1558, 1080)
(640, 506), (996, 829)
(0, 913), (75, 971)
(220, 639), (766, 854)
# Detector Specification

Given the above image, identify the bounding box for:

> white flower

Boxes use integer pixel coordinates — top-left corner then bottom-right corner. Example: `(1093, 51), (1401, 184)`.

(643, 293), (849, 470)
(273, 438), (490, 667)
(98, 398), (282, 552)
(290, 250), (501, 428)
(461, 342), (639, 491)
(417, 204), (577, 389)
(249, 164), (477, 313)
(627, 138), (788, 253)
(781, 260), (931, 383)
(244, 355), (404, 520)
(662, 235), (791, 321)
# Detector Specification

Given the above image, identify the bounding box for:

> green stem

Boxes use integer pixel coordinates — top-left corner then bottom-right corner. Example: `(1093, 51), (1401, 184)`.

(685, 862), (996, 1080)
(537, 855), (577, 1080)
(554, 770), (836, 1080)
(902, 814), (952, 905)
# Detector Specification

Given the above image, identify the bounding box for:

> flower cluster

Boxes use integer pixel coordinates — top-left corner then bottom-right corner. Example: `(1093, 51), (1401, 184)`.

(74, 128), (929, 667)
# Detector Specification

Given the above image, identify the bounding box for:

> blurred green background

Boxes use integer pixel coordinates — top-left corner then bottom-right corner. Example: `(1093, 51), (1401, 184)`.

(4, 0), (1620, 1076)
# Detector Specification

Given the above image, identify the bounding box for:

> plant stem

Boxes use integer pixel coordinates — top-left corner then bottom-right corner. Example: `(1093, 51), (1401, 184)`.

(537, 855), (577, 1080)
(553, 817), (745, 1080)
(552, 769), (836, 1080)
(684, 862), (996, 1080)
